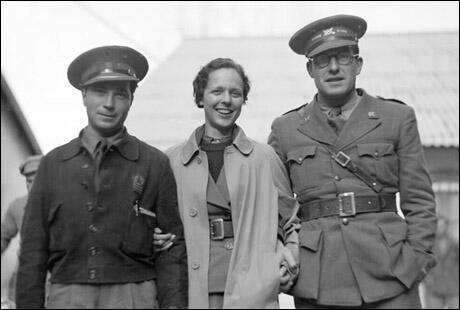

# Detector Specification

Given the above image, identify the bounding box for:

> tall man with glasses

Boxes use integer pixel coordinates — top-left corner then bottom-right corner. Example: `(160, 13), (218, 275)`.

(268, 15), (437, 308)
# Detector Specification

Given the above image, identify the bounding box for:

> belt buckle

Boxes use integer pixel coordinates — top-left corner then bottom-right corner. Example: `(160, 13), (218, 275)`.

(334, 151), (351, 167)
(338, 192), (356, 217)
(210, 218), (224, 240)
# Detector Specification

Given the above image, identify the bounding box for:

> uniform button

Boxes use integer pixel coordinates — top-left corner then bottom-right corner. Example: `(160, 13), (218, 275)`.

(89, 269), (97, 279)
(298, 157), (303, 162)
(86, 202), (94, 212)
(342, 218), (349, 225)
(334, 175), (341, 181)
(196, 157), (202, 164)
(189, 208), (198, 217)
(374, 151), (379, 157)
(191, 262), (200, 270)
(89, 246), (98, 256)
(89, 224), (99, 233)
(224, 240), (234, 250)
(82, 163), (89, 169)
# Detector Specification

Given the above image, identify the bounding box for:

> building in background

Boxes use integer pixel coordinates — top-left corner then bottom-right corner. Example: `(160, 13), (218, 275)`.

(1, 74), (42, 299)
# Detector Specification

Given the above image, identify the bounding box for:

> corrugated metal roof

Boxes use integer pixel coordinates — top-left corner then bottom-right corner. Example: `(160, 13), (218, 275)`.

(128, 32), (459, 150)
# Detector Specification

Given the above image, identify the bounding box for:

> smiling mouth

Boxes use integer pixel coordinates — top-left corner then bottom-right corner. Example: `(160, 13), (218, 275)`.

(216, 109), (233, 115)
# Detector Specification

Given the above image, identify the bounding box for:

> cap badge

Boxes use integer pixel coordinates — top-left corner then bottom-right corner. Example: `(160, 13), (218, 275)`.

(323, 27), (336, 36)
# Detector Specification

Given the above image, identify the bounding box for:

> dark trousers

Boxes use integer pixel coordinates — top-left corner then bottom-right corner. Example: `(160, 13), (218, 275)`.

(294, 285), (421, 309)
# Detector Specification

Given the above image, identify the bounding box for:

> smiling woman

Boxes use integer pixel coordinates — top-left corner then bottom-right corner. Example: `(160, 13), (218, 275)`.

(164, 57), (299, 309)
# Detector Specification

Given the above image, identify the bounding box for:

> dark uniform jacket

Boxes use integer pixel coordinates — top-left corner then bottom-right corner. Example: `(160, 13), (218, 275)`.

(269, 89), (437, 306)
(16, 132), (187, 309)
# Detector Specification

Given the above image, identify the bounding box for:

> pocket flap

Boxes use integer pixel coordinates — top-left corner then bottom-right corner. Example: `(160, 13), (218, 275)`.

(299, 229), (322, 252)
(357, 143), (394, 158)
(287, 145), (317, 164)
(378, 222), (407, 247)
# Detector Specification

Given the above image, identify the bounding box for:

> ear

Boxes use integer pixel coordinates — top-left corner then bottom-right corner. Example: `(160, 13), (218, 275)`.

(355, 57), (363, 76)
(306, 61), (314, 78)
(81, 89), (87, 106)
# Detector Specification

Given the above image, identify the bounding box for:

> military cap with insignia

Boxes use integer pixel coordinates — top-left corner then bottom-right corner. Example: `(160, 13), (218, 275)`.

(19, 155), (43, 176)
(67, 45), (149, 89)
(289, 14), (367, 57)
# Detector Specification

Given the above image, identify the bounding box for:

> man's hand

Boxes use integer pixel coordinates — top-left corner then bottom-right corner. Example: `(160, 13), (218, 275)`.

(153, 227), (176, 252)
(277, 240), (299, 293)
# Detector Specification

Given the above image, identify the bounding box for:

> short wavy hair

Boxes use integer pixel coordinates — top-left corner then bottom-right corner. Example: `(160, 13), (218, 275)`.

(192, 58), (251, 107)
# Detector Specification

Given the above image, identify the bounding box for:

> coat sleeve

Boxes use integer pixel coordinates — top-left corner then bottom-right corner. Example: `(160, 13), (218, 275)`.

(154, 157), (188, 309)
(16, 159), (49, 309)
(397, 106), (437, 278)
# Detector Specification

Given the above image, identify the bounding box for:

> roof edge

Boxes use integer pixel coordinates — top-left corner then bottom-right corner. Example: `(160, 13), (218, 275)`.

(1, 73), (42, 155)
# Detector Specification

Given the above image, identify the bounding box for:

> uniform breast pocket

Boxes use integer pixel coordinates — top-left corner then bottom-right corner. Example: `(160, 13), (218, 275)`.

(286, 145), (318, 191)
(357, 143), (398, 186)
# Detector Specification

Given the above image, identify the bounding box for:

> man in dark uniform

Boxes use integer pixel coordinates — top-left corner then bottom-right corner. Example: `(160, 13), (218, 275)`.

(16, 46), (187, 309)
(268, 15), (437, 308)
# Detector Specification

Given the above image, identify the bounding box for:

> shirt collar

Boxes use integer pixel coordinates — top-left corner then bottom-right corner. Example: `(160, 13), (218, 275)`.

(81, 126), (127, 155)
(317, 88), (363, 120)
(61, 127), (139, 161)
(181, 124), (254, 165)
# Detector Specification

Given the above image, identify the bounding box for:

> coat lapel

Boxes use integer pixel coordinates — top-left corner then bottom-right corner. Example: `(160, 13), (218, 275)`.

(336, 93), (382, 150)
(297, 99), (337, 146)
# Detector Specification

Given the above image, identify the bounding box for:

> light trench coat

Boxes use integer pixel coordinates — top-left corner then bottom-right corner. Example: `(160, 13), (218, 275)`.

(166, 126), (296, 309)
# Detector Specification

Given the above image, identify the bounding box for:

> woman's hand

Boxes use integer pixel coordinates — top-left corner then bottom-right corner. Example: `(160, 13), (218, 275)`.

(153, 227), (176, 252)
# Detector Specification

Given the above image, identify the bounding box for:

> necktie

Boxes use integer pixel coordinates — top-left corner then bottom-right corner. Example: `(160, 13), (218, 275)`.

(327, 106), (346, 134)
(93, 139), (108, 192)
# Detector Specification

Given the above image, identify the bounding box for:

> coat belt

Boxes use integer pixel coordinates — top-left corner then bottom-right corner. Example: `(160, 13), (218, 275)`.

(209, 218), (234, 240)
(299, 193), (397, 221)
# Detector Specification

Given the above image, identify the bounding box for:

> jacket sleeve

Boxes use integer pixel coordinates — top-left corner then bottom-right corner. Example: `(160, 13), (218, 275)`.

(1, 201), (20, 253)
(267, 146), (299, 243)
(268, 119), (301, 243)
(154, 158), (188, 309)
(16, 159), (49, 309)
(398, 106), (437, 278)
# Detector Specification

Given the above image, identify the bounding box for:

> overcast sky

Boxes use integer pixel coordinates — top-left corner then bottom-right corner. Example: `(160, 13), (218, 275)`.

(2, 1), (459, 153)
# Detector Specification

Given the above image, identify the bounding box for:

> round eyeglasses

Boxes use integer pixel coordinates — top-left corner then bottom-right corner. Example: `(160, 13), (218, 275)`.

(311, 52), (359, 68)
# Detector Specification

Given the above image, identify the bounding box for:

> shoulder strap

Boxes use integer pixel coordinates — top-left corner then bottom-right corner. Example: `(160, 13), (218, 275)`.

(282, 102), (308, 115)
(377, 96), (406, 105)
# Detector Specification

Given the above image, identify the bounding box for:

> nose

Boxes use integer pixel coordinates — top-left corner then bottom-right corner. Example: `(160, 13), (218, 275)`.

(221, 91), (231, 104)
(102, 92), (115, 109)
(328, 56), (339, 73)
